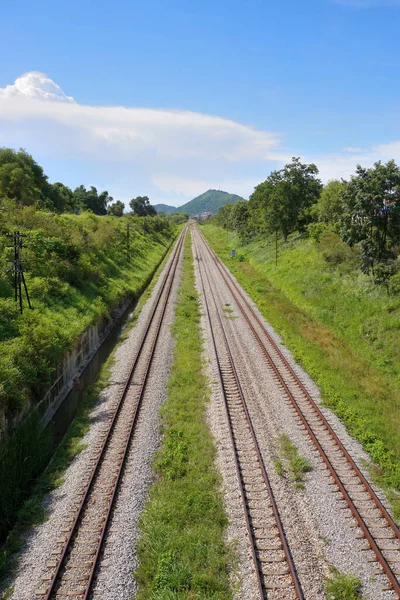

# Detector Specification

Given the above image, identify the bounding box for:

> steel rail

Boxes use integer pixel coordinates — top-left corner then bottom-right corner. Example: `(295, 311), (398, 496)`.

(193, 229), (304, 599)
(196, 226), (400, 596)
(44, 227), (186, 599)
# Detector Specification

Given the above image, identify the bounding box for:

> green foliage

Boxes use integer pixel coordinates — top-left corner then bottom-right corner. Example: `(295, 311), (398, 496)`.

(0, 205), (176, 421)
(0, 148), (47, 207)
(129, 196), (157, 216)
(107, 200), (125, 217)
(135, 233), (232, 599)
(341, 160), (400, 270)
(249, 157), (322, 241)
(203, 224), (400, 514)
(278, 434), (312, 489)
(312, 180), (344, 227)
(0, 412), (54, 542)
(324, 567), (361, 599)
(155, 189), (245, 217)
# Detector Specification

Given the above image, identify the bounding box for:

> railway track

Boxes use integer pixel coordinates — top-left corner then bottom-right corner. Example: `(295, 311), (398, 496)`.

(195, 225), (400, 598)
(37, 228), (186, 600)
(193, 231), (304, 599)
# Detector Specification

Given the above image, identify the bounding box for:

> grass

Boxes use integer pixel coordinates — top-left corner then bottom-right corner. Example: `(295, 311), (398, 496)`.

(324, 567), (362, 599)
(0, 236), (179, 594)
(0, 206), (177, 421)
(277, 433), (313, 489)
(202, 224), (400, 517)
(135, 231), (233, 599)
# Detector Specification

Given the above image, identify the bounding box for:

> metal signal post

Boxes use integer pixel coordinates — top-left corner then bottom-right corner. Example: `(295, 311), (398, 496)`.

(6, 230), (32, 314)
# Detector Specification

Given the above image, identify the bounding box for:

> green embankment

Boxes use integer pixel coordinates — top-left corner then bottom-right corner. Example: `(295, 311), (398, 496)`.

(135, 231), (232, 599)
(203, 224), (400, 515)
(0, 205), (177, 541)
(0, 206), (176, 420)
(0, 241), (177, 587)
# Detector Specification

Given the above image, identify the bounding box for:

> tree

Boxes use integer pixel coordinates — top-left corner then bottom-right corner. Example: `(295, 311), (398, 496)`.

(0, 148), (48, 206)
(129, 196), (157, 216)
(312, 180), (344, 227)
(249, 157), (322, 241)
(72, 185), (111, 215)
(107, 200), (125, 217)
(44, 182), (75, 213)
(230, 201), (250, 240)
(340, 160), (400, 270)
(216, 203), (235, 229)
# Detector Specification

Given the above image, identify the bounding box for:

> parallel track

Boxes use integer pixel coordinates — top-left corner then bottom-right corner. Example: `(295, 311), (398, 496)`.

(195, 226), (400, 597)
(193, 230), (304, 599)
(40, 228), (186, 600)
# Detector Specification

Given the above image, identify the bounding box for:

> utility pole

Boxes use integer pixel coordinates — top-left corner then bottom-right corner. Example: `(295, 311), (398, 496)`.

(6, 230), (32, 314)
(275, 230), (278, 266)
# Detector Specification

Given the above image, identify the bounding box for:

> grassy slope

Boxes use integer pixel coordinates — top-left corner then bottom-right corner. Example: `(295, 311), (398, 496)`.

(135, 231), (232, 599)
(203, 224), (400, 513)
(0, 206), (177, 419)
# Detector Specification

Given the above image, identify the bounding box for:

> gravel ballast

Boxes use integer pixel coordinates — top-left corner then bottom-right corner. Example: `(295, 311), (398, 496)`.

(3, 239), (183, 600)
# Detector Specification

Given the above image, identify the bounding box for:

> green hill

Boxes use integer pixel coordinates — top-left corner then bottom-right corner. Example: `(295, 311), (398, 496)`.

(155, 189), (245, 217)
(153, 203), (177, 214)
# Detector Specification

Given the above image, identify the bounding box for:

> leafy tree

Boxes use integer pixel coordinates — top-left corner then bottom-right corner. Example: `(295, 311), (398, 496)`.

(249, 157), (322, 241)
(107, 200), (125, 217)
(72, 185), (110, 215)
(44, 182), (75, 213)
(340, 160), (400, 269)
(0, 148), (48, 206)
(230, 200), (250, 240)
(215, 202), (235, 229)
(129, 196), (157, 217)
(313, 180), (344, 226)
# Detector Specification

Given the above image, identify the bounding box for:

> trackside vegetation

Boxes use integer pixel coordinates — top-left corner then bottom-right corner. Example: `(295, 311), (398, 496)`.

(0, 202), (176, 421)
(0, 201), (178, 542)
(0, 243), (177, 590)
(203, 223), (400, 516)
(135, 232), (232, 599)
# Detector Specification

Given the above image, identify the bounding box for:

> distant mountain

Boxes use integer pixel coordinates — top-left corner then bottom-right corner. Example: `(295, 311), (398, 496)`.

(155, 189), (245, 217)
(153, 203), (177, 214)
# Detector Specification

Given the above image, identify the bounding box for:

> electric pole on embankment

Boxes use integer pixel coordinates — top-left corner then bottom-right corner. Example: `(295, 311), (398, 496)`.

(6, 230), (32, 314)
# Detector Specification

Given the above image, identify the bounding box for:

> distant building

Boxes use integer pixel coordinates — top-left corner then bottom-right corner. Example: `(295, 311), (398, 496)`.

(199, 211), (213, 220)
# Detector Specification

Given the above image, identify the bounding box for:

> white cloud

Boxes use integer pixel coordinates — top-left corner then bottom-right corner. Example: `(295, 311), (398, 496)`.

(0, 71), (75, 103)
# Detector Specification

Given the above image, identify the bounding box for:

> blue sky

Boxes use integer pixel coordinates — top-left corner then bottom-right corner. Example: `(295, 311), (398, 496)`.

(1, 0), (400, 205)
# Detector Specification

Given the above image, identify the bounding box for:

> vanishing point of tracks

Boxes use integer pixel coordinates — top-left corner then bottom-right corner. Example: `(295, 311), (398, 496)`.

(38, 229), (186, 600)
(194, 225), (400, 599)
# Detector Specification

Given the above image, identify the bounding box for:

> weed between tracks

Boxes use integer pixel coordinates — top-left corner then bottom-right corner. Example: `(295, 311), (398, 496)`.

(324, 566), (362, 599)
(202, 224), (400, 518)
(276, 433), (313, 489)
(135, 232), (232, 599)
